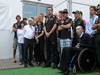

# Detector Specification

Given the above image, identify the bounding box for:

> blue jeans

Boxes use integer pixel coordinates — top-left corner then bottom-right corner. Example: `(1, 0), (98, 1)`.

(60, 39), (72, 54)
(18, 43), (24, 62)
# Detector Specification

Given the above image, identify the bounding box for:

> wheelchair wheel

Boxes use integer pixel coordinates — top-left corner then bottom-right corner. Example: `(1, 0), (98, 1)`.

(78, 48), (96, 72)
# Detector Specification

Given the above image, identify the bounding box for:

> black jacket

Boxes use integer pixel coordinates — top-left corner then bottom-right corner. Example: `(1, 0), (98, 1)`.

(73, 33), (92, 48)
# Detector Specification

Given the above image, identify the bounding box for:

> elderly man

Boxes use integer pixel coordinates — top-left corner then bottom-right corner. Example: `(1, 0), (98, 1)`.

(59, 26), (92, 74)
(23, 18), (36, 67)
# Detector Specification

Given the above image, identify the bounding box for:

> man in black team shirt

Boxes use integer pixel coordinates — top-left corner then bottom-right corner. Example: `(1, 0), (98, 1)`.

(72, 10), (85, 32)
(57, 9), (72, 73)
(57, 9), (72, 49)
(72, 10), (86, 47)
(44, 7), (59, 68)
(12, 15), (21, 63)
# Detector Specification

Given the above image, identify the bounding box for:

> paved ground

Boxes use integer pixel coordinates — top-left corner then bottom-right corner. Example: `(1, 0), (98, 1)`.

(0, 59), (100, 74)
(0, 59), (24, 70)
(0, 59), (45, 70)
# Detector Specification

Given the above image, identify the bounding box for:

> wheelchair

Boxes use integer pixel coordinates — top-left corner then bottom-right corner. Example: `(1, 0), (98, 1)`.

(69, 48), (96, 74)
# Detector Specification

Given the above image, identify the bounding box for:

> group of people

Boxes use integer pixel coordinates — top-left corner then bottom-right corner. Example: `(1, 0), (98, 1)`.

(12, 4), (100, 74)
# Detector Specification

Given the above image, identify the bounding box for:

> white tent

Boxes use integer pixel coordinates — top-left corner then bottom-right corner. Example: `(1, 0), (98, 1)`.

(0, 0), (99, 59)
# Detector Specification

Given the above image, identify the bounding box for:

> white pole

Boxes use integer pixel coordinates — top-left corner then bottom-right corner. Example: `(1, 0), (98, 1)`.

(67, 0), (72, 16)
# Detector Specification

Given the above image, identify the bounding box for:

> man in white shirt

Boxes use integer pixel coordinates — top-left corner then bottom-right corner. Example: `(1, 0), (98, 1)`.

(86, 6), (98, 49)
(86, 6), (98, 35)
(23, 18), (35, 67)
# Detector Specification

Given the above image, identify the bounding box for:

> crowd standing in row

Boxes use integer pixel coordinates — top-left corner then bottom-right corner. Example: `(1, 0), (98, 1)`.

(12, 4), (100, 73)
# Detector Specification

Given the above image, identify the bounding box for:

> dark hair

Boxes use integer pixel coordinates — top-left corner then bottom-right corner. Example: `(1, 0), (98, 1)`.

(48, 7), (53, 11)
(59, 11), (63, 13)
(90, 6), (97, 11)
(18, 21), (24, 29)
(16, 15), (21, 19)
(80, 11), (83, 15)
(23, 18), (27, 20)
(31, 17), (34, 20)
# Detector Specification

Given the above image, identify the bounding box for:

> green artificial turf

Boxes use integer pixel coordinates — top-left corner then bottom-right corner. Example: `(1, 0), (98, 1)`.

(0, 67), (61, 75)
(0, 67), (99, 75)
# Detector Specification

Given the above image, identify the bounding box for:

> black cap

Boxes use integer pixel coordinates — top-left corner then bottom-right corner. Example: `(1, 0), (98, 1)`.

(62, 9), (68, 13)
(96, 4), (100, 10)
(72, 10), (81, 14)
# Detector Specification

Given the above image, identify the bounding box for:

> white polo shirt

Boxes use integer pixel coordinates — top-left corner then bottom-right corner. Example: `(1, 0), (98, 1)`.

(24, 25), (35, 39)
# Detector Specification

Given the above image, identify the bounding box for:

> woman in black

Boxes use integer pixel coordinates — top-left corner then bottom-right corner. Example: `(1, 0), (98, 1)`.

(34, 20), (45, 65)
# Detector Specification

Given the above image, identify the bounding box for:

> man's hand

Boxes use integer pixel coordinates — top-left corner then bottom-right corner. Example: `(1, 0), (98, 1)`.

(45, 32), (50, 38)
(35, 36), (38, 39)
(97, 24), (100, 29)
(92, 24), (98, 30)
(75, 43), (80, 48)
(43, 26), (50, 38)
(12, 28), (17, 32)
(57, 26), (63, 30)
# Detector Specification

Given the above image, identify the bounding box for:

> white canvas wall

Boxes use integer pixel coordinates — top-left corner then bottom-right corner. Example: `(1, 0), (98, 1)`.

(73, 0), (100, 6)
(0, 0), (99, 59)
(26, 0), (99, 21)
(0, 0), (22, 59)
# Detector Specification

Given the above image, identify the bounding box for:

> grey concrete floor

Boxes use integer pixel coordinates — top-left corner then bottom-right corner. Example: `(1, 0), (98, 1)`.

(0, 59), (24, 70)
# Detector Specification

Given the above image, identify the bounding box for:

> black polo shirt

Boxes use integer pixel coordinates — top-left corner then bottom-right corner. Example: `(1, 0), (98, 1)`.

(45, 15), (56, 32)
(58, 17), (72, 39)
(73, 18), (85, 32)
(45, 15), (57, 39)
(13, 22), (20, 39)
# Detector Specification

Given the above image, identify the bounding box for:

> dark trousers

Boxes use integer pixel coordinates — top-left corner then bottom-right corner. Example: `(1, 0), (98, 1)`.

(24, 38), (35, 64)
(18, 43), (24, 63)
(46, 37), (59, 67)
(60, 47), (82, 72)
(95, 35), (100, 67)
(34, 37), (45, 62)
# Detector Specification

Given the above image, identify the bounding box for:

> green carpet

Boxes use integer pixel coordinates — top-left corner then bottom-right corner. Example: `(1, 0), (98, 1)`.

(0, 67), (61, 75)
(0, 67), (99, 75)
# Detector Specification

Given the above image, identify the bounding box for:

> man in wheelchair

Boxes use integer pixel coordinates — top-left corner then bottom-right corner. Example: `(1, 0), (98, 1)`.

(59, 26), (95, 74)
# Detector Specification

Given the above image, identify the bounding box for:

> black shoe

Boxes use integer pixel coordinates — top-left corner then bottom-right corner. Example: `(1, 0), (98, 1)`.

(43, 64), (50, 67)
(24, 64), (28, 67)
(29, 63), (34, 67)
(52, 65), (58, 69)
(58, 71), (64, 74)
(38, 62), (43, 66)
(63, 70), (70, 75)
(57, 67), (62, 70)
